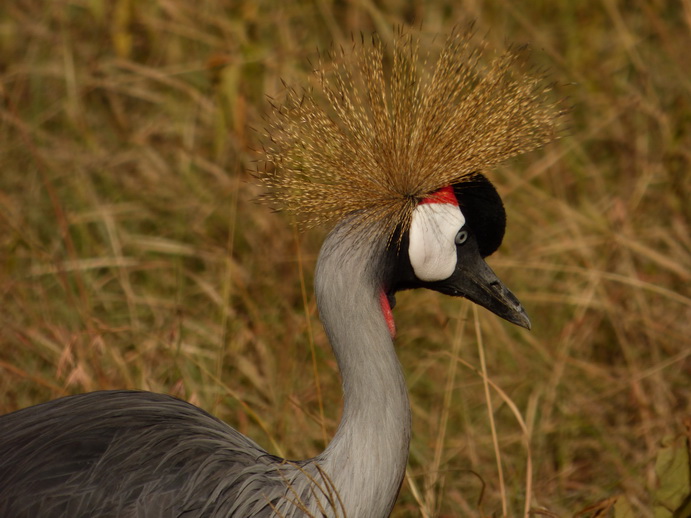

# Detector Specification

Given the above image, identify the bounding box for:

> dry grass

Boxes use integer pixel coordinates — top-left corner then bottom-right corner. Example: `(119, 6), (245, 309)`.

(1, 1), (689, 517)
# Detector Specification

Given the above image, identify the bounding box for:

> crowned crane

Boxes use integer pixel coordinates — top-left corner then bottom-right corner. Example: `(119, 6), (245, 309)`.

(0, 30), (559, 518)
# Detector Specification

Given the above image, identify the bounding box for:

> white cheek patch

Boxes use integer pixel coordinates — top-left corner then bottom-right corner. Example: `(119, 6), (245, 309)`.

(408, 202), (466, 282)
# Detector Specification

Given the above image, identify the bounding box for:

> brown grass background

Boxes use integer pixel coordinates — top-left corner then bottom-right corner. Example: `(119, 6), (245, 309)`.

(0, 1), (689, 517)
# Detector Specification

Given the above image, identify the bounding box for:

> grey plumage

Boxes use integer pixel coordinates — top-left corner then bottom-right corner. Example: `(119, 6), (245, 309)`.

(1, 390), (290, 517)
(0, 28), (560, 518)
(0, 224), (403, 518)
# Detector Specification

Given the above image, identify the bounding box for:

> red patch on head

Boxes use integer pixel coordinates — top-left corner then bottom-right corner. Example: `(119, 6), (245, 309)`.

(379, 291), (396, 339)
(419, 185), (458, 206)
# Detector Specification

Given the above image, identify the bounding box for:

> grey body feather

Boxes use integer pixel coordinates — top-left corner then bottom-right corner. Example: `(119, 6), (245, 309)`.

(0, 224), (408, 518)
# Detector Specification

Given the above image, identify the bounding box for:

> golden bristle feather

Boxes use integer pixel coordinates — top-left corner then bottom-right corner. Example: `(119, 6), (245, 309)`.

(260, 27), (562, 243)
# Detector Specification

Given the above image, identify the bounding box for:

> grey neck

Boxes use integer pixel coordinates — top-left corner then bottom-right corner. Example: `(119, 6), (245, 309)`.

(312, 224), (411, 518)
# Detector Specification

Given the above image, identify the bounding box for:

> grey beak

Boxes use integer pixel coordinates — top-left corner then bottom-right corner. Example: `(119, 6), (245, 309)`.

(456, 258), (531, 330)
(429, 246), (531, 330)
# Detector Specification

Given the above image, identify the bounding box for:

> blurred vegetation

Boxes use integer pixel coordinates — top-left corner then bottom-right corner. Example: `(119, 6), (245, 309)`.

(0, 1), (689, 517)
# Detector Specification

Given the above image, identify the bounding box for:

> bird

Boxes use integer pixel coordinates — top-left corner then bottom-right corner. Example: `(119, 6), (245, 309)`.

(0, 28), (560, 518)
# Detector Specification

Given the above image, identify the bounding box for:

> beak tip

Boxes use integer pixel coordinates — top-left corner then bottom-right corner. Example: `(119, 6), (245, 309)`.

(513, 307), (532, 330)
(520, 316), (532, 331)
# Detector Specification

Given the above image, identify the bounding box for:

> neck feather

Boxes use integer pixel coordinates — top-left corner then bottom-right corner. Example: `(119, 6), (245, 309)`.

(312, 224), (411, 518)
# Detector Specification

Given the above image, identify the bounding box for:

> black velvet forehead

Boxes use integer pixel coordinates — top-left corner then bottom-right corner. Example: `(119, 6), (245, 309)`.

(453, 174), (506, 257)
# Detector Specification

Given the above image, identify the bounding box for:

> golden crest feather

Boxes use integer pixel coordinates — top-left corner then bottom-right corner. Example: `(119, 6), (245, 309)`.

(260, 27), (561, 243)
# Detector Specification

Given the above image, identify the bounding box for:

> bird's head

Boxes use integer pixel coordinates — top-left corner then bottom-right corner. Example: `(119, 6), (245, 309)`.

(260, 28), (561, 331)
(385, 175), (530, 330)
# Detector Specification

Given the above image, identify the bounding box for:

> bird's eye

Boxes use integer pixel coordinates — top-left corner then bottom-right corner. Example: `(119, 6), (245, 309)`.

(455, 229), (468, 245)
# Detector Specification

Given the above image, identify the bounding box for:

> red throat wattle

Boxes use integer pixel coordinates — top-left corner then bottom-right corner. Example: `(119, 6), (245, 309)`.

(379, 291), (396, 339)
